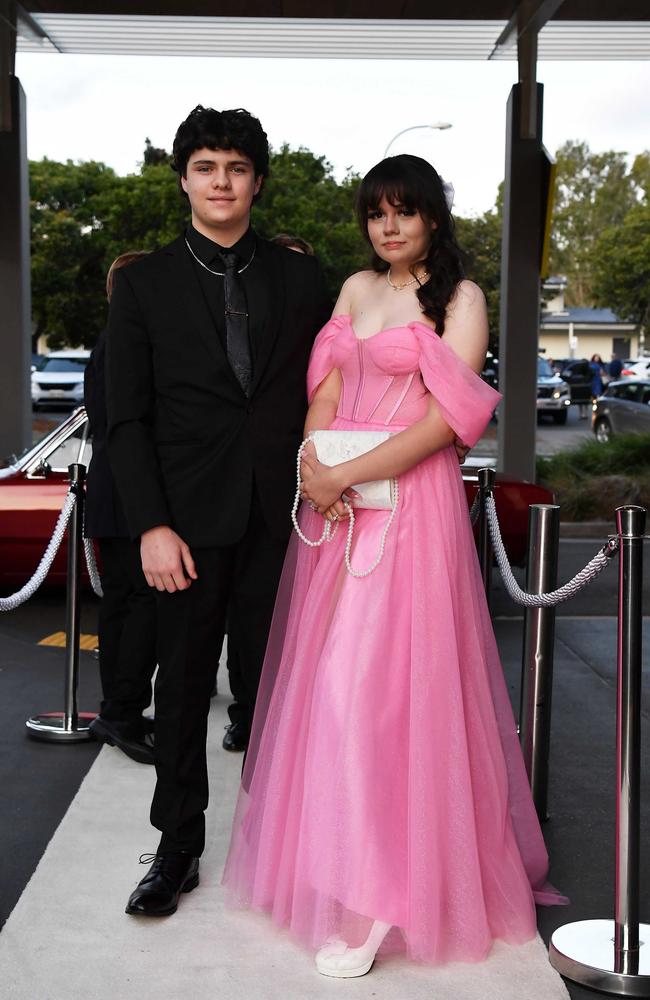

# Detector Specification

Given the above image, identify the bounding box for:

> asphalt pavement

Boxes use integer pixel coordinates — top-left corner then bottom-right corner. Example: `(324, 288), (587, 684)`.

(473, 404), (594, 459)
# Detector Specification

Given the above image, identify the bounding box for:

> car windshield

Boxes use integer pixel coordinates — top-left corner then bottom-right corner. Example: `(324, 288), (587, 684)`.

(36, 356), (88, 373)
(537, 358), (553, 378)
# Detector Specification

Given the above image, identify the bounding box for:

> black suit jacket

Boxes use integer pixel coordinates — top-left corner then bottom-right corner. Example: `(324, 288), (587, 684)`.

(105, 234), (331, 547)
(84, 327), (130, 539)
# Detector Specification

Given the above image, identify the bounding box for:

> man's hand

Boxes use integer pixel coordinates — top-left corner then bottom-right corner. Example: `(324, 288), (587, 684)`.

(140, 526), (198, 593)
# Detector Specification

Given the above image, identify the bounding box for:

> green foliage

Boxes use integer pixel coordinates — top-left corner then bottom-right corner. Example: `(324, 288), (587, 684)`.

(30, 158), (119, 348)
(536, 433), (650, 521)
(252, 145), (367, 299)
(455, 209), (501, 352)
(98, 165), (190, 258)
(549, 141), (648, 308)
(591, 201), (650, 328)
(143, 137), (171, 168)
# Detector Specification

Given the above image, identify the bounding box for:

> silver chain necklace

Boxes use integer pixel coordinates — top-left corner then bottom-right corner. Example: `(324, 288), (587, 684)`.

(184, 237), (256, 277)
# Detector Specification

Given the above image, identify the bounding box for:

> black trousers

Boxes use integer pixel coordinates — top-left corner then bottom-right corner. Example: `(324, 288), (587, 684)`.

(97, 537), (157, 727)
(151, 491), (289, 856)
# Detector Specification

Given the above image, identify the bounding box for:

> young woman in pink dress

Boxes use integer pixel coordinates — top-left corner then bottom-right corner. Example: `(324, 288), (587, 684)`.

(223, 153), (565, 978)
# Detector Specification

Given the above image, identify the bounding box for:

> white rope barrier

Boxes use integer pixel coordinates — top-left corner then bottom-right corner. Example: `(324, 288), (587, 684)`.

(486, 494), (618, 607)
(83, 538), (104, 598)
(469, 492), (481, 525)
(0, 480), (622, 614)
(0, 492), (77, 611)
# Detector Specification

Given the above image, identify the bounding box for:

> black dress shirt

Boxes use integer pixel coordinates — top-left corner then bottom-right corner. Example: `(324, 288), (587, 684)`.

(185, 224), (270, 370)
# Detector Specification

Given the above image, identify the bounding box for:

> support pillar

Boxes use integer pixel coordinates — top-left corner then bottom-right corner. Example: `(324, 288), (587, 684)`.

(0, 74), (31, 458)
(497, 82), (545, 482)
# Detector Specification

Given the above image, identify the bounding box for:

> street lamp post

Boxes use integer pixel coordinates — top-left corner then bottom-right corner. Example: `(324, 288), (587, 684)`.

(383, 122), (452, 158)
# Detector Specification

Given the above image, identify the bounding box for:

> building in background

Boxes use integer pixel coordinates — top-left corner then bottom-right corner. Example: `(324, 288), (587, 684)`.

(539, 276), (642, 361)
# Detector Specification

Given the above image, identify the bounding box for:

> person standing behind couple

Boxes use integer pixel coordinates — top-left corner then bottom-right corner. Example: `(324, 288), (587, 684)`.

(105, 105), (331, 917)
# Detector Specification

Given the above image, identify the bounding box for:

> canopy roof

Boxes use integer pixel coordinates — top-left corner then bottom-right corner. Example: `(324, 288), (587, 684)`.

(17, 2), (650, 59)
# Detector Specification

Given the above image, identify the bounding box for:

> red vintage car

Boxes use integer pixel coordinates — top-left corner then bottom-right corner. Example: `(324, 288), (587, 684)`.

(0, 408), (92, 589)
(0, 409), (552, 592)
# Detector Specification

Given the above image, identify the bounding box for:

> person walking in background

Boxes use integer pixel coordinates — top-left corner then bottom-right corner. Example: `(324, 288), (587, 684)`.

(105, 106), (331, 917)
(85, 251), (157, 766)
(608, 353), (623, 380)
(590, 353), (606, 400)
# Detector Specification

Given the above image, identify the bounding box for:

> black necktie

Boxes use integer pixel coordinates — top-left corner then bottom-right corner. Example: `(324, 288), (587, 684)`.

(218, 249), (252, 396)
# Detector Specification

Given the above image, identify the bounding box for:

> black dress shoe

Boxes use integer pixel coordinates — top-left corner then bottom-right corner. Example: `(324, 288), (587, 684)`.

(222, 720), (249, 752)
(125, 853), (199, 917)
(89, 716), (155, 765)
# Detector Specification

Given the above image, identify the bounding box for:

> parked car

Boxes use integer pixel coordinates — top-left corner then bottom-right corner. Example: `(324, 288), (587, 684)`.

(0, 410), (553, 589)
(537, 357), (571, 424)
(481, 352), (499, 392)
(0, 408), (93, 589)
(550, 358), (593, 405)
(31, 349), (90, 410)
(621, 358), (650, 380)
(592, 379), (650, 443)
(464, 469), (554, 567)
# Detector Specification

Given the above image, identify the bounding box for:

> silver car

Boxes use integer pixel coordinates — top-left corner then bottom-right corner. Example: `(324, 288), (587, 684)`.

(537, 357), (571, 425)
(31, 350), (90, 409)
(592, 379), (650, 442)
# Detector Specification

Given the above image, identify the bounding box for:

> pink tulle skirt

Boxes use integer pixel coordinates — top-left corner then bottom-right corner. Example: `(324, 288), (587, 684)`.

(222, 419), (566, 964)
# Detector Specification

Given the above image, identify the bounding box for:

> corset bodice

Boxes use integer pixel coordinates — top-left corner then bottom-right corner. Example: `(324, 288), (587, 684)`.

(307, 313), (501, 448)
(329, 321), (430, 426)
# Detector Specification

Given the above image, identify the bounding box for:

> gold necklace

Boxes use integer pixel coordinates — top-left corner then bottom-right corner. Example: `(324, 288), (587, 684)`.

(386, 268), (429, 291)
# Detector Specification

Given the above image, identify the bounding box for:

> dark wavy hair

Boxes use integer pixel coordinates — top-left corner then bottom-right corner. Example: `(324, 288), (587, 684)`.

(356, 154), (465, 334)
(171, 106), (269, 201)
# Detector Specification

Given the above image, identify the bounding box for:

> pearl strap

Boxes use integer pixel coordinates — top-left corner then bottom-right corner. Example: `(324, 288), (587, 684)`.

(291, 439), (339, 547)
(292, 436), (399, 578)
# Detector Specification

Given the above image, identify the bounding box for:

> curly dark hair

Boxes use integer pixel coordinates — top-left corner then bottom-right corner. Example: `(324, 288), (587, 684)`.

(356, 154), (465, 335)
(171, 106), (269, 200)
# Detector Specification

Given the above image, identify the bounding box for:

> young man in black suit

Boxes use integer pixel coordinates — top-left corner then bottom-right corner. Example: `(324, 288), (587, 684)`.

(106, 106), (331, 916)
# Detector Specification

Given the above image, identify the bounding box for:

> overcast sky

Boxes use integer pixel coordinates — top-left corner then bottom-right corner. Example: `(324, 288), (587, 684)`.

(14, 52), (650, 217)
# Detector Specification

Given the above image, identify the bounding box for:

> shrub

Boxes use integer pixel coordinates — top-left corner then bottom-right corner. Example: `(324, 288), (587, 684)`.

(536, 434), (650, 521)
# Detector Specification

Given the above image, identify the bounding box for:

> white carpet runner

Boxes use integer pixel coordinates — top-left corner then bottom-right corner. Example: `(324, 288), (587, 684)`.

(0, 690), (569, 1000)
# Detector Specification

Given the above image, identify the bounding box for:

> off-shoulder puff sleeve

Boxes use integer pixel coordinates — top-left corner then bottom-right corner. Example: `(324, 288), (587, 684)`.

(413, 323), (502, 447)
(306, 314), (347, 404)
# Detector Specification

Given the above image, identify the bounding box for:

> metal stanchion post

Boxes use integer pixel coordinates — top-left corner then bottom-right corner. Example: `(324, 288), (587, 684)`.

(26, 464), (94, 742)
(549, 505), (649, 996)
(519, 503), (560, 821)
(478, 467), (496, 607)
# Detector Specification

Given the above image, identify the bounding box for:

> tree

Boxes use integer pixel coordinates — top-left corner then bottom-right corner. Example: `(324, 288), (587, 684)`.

(591, 201), (650, 329)
(549, 141), (640, 306)
(97, 164), (189, 260)
(252, 144), (366, 298)
(143, 137), (171, 168)
(455, 209), (502, 352)
(30, 152), (189, 348)
(30, 158), (118, 348)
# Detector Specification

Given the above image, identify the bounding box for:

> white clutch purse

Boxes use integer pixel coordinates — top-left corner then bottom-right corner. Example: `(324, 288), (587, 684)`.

(291, 430), (399, 578)
(308, 430), (396, 510)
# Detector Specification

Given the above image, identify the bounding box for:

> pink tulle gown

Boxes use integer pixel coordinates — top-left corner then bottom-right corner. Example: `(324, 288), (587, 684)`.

(222, 315), (566, 964)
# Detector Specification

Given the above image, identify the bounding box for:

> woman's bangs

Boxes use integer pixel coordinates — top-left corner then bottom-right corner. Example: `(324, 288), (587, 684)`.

(359, 172), (417, 215)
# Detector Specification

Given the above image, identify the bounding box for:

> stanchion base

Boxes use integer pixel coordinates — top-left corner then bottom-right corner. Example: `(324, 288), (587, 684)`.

(26, 712), (96, 743)
(550, 920), (650, 997)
